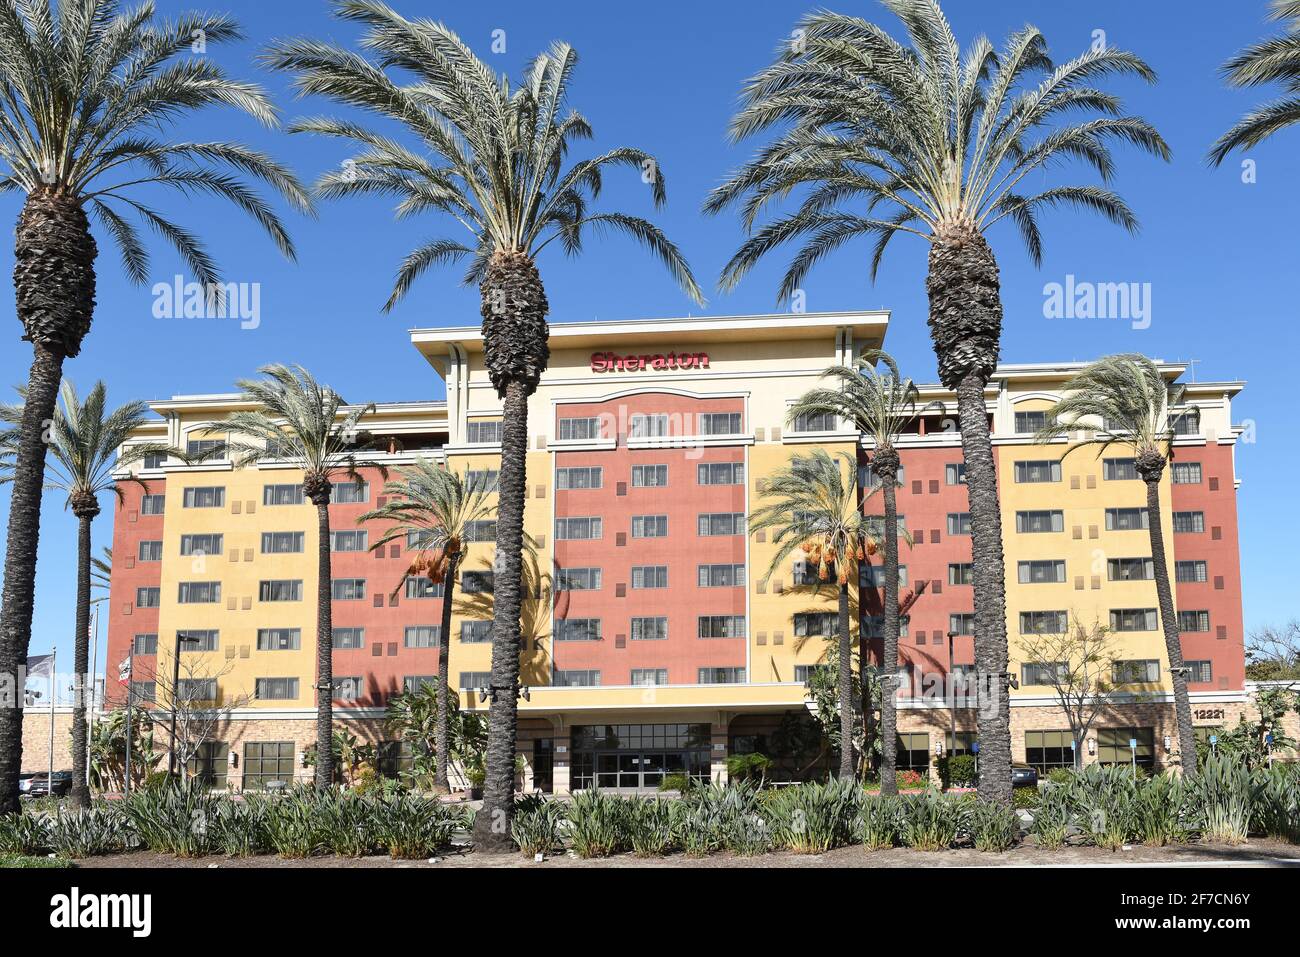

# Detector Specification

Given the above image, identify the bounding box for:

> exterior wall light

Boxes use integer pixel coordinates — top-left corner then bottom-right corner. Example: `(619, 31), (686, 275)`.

(1163, 735), (1172, 751)
(1087, 738), (1096, 755)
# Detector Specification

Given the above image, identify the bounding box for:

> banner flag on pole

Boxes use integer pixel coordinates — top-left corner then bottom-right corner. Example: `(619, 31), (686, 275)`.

(26, 654), (54, 678)
(117, 656), (132, 683)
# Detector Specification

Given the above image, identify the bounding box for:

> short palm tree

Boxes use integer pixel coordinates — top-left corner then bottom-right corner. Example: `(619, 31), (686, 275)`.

(1037, 354), (1199, 775)
(266, 0), (702, 848)
(706, 0), (1168, 804)
(218, 365), (384, 789)
(1, 380), (173, 807)
(1210, 1), (1300, 164)
(787, 350), (933, 795)
(0, 0), (309, 814)
(359, 459), (494, 792)
(751, 449), (880, 779)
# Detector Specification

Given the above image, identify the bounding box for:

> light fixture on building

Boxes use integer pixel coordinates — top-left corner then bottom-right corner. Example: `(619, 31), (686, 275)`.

(1163, 735), (1172, 752)
(1087, 738), (1096, 755)
(934, 741), (944, 756)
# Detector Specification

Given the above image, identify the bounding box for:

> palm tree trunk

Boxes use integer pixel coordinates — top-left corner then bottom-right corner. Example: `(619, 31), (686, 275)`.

(70, 512), (94, 808)
(877, 453), (901, 796)
(928, 230), (1012, 806)
(837, 581), (855, 779)
(435, 552), (459, 793)
(1143, 472), (1198, 776)
(314, 500), (334, 788)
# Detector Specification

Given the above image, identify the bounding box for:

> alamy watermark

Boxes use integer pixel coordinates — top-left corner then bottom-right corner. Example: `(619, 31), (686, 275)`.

(152, 275), (261, 330)
(1043, 274), (1152, 330)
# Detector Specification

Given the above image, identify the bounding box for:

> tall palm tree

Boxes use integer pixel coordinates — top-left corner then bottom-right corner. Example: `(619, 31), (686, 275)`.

(705, 0), (1168, 804)
(266, 0), (702, 848)
(751, 449), (882, 779)
(1210, 1), (1300, 165)
(0, 0), (310, 815)
(1037, 355), (1199, 775)
(787, 350), (933, 794)
(358, 459), (494, 792)
(1, 380), (173, 808)
(218, 364), (384, 789)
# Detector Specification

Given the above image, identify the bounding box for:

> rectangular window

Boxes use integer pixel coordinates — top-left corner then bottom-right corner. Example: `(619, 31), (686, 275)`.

(555, 618), (601, 642)
(136, 587), (160, 608)
(1105, 507), (1150, 531)
(1019, 610), (1068, 634)
(896, 733), (932, 773)
(792, 559), (829, 586)
(698, 667), (745, 684)
(1022, 662), (1067, 686)
(461, 571), (494, 594)
(1014, 410), (1054, 433)
(331, 530), (368, 552)
(793, 612), (839, 637)
(133, 633), (158, 655)
(631, 617), (669, 641)
(697, 462), (744, 486)
(465, 469), (499, 492)
(698, 412), (742, 435)
(698, 512), (745, 536)
(945, 462), (966, 485)
(863, 615), (910, 639)
(460, 620), (492, 643)
(792, 410), (836, 432)
(1014, 460), (1062, 483)
(401, 676), (436, 694)
(947, 512), (972, 535)
(1018, 560), (1067, 584)
(255, 628), (301, 651)
(137, 540), (163, 562)
(254, 678), (299, 701)
(177, 581), (221, 604)
(465, 420), (502, 444)
(1172, 462), (1202, 485)
(140, 494), (166, 515)
(176, 678), (217, 702)
(861, 465), (905, 490)
(794, 664), (830, 684)
(465, 520), (497, 542)
(1173, 511), (1206, 534)
(330, 480), (369, 504)
(699, 563), (745, 587)
(187, 741), (229, 790)
(1110, 608), (1158, 632)
(1179, 610), (1211, 633)
(1103, 458), (1139, 481)
(261, 531), (304, 554)
(557, 417), (602, 441)
(1172, 409), (1201, 436)
(178, 629), (219, 652)
(1024, 730), (1077, 774)
(556, 567), (602, 591)
(555, 466), (602, 490)
(949, 613), (975, 636)
(1186, 660), (1213, 683)
(259, 580), (302, 602)
(331, 578), (366, 601)
(860, 565), (908, 588)
(629, 413), (669, 438)
(263, 484), (304, 506)
(1176, 560), (1208, 583)
(142, 452), (167, 470)
(1016, 510), (1065, 533)
(631, 668), (668, 686)
(698, 615), (745, 639)
(948, 563), (974, 586)
(458, 671), (492, 690)
(1108, 557), (1155, 581)
(182, 486), (225, 508)
(332, 627), (363, 650)
(403, 626), (440, 648)
(555, 516), (602, 540)
(130, 681), (156, 703)
(631, 514), (668, 538)
(631, 464), (668, 487)
(179, 533), (222, 556)
(332, 676), (363, 701)
(630, 565), (668, 589)
(404, 576), (443, 599)
(242, 741), (294, 789)
(555, 669), (601, 687)
(186, 438), (224, 459)
(1112, 661), (1160, 684)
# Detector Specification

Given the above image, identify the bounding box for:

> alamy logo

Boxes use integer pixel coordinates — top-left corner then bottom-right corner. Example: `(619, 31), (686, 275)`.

(49, 887), (152, 937)
(152, 274), (261, 329)
(1042, 274), (1151, 329)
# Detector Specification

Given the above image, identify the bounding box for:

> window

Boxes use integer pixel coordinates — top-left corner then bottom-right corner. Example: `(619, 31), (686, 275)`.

(254, 678), (299, 701)
(263, 484), (304, 506)
(698, 412), (742, 435)
(792, 410), (836, 432)
(949, 613), (975, 636)
(1019, 610), (1068, 634)
(1110, 608), (1158, 632)
(1022, 662), (1067, 685)
(465, 469), (499, 492)
(698, 667), (745, 684)
(698, 615), (745, 638)
(404, 626), (440, 649)
(945, 462), (967, 485)
(187, 741), (229, 790)
(556, 567), (602, 591)
(948, 563), (974, 586)
(1103, 458), (1139, 481)
(1014, 410), (1054, 433)
(140, 494), (165, 515)
(1014, 460), (1062, 483)
(631, 514), (668, 538)
(262, 531), (304, 554)
(186, 438), (224, 458)
(142, 452), (167, 470)
(631, 565), (668, 589)
(331, 530), (368, 552)
(137, 540), (162, 562)
(1016, 510), (1065, 533)
(1108, 557), (1155, 581)
(556, 516), (602, 540)
(243, 741), (294, 789)
(1102, 417), (1130, 434)
(631, 464), (668, 487)
(1172, 408), (1200, 436)
(861, 565), (908, 588)
(402, 676), (437, 694)
(1176, 560), (1208, 583)
(177, 678), (217, 701)
(794, 664), (830, 683)
(1172, 462), (1202, 485)
(460, 620), (492, 643)
(130, 681), (156, 703)
(1097, 727), (1155, 768)
(863, 615), (910, 639)
(1112, 660), (1160, 683)
(792, 559), (830, 586)
(861, 465), (905, 489)
(1025, 730), (1076, 774)
(1186, 660), (1213, 683)
(133, 633), (158, 655)
(699, 563), (745, 587)
(458, 671), (492, 690)
(629, 413), (669, 438)
(179, 533), (222, 556)
(1018, 560), (1066, 584)
(793, 612), (839, 637)
(555, 618), (601, 642)
(947, 512), (972, 535)
(897, 733), (931, 773)
(179, 629), (219, 652)
(465, 520), (497, 542)
(1173, 511), (1205, 534)
(1105, 508), (1149, 531)
(556, 466), (602, 490)
(697, 462), (744, 486)
(259, 580), (302, 602)
(698, 512), (745, 536)
(331, 578), (366, 601)
(1179, 610), (1211, 633)
(332, 627), (363, 650)
(332, 676), (363, 701)
(631, 668), (669, 686)
(466, 420), (502, 444)
(404, 577), (443, 599)
(182, 486), (224, 508)
(136, 587), (160, 608)
(461, 571), (494, 594)
(557, 416), (601, 441)
(254, 626), (300, 651)
(331, 480), (369, 504)
(555, 669), (601, 687)
(631, 617), (669, 641)
(178, 581), (221, 604)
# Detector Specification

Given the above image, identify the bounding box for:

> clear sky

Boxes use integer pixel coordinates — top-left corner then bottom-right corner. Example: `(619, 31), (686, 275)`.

(3, 0), (1297, 688)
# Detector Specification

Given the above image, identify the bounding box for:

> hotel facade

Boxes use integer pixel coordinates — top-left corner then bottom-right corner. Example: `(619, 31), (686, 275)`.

(102, 311), (1249, 792)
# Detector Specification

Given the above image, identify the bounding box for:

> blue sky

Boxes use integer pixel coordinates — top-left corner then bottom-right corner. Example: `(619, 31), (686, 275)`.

(3, 0), (1297, 684)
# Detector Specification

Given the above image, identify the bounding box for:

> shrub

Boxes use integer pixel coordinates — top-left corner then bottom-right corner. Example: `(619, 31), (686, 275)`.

(0, 812), (49, 855)
(896, 769), (926, 790)
(0, 853), (71, 868)
(512, 795), (567, 856)
(901, 790), (968, 851)
(122, 785), (220, 857)
(46, 806), (131, 859)
(1030, 785), (1073, 850)
(259, 789), (327, 858)
(210, 799), (268, 857)
(1252, 764), (1300, 843)
(1132, 774), (1190, 846)
(721, 811), (771, 856)
(373, 793), (462, 859)
(969, 801), (1019, 852)
(1069, 764), (1139, 850)
(674, 799), (722, 857)
(939, 754), (976, 789)
(625, 799), (676, 857)
(567, 791), (628, 858)
(767, 779), (862, 853)
(860, 795), (904, 850)
(1188, 753), (1253, 845)
(1046, 768), (1076, 786)
(316, 792), (379, 858)
(658, 773), (692, 793)
(1012, 787), (1041, 810)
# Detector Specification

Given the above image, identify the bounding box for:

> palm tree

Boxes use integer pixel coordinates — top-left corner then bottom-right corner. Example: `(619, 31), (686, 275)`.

(751, 449), (882, 779)
(266, 0), (702, 848)
(705, 0), (1168, 804)
(1210, 1), (1300, 165)
(1, 381), (173, 808)
(1037, 355), (1199, 775)
(358, 459), (494, 792)
(0, 0), (310, 815)
(787, 350), (933, 794)
(218, 364), (384, 789)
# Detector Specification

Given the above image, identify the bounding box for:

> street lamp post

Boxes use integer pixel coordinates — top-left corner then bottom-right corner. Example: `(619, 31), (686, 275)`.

(946, 630), (957, 754)
(167, 631), (203, 777)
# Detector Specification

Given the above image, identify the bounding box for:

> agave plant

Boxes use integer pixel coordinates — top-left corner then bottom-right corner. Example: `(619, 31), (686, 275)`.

(566, 790), (629, 858)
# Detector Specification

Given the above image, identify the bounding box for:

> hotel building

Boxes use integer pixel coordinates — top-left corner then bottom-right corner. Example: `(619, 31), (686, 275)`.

(103, 311), (1248, 791)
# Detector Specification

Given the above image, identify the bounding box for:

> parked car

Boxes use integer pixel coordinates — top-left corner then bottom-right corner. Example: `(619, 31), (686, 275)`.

(17, 773), (35, 794)
(21, 771), (73, 798)
(1011, 764), (1039, 789)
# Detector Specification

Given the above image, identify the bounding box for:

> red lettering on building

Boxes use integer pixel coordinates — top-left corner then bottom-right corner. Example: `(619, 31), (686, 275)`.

(590, 351), (710, 373)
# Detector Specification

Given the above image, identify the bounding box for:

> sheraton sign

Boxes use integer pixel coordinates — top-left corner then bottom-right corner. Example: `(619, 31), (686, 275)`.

(590, 351), (710, 373)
